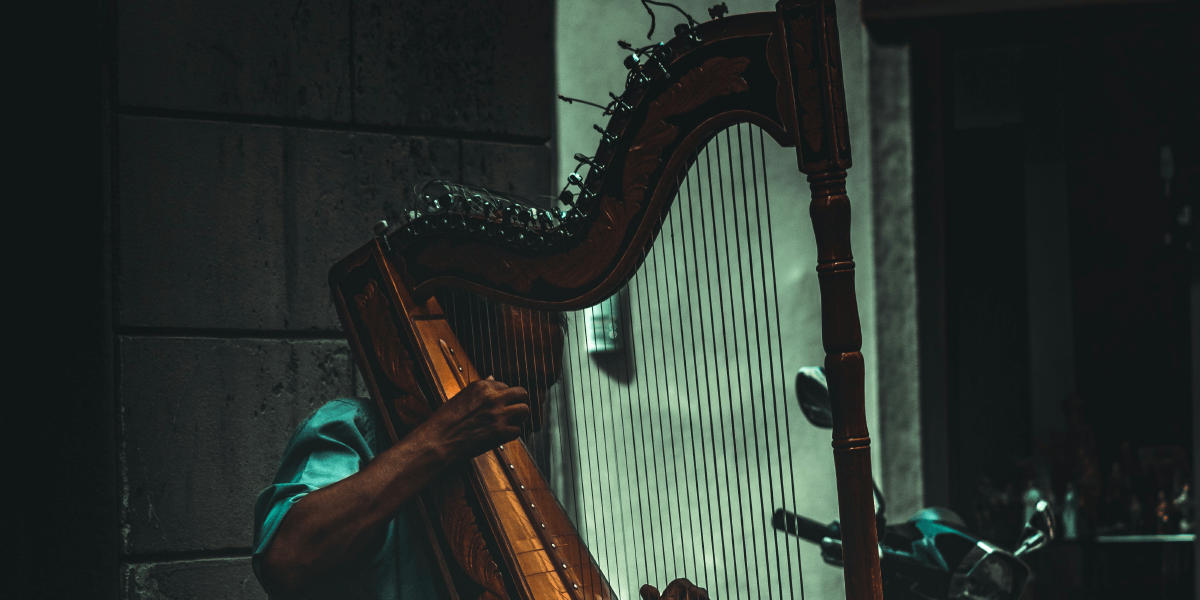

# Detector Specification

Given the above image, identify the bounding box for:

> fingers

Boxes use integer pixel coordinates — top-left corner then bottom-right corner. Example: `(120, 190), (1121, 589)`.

(496, 407), (530, 444)
(494, 386), (529, 406)
(499, 402), (531, 422)
(473, 376), (509, 392)
(497, 424), (524, 444)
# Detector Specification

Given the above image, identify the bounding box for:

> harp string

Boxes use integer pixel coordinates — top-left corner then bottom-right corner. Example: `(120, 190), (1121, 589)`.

(705, 138), (739, 595)
(750, 126), (776, 593)
(727, 126), (761, 585)
(620, 280), (643, 588)
(760, 126), (804, 599)
(438, 124), (809, 599)
(565, 323), (586, 593)
(674, 155), (705, 581)
(541, 308), (552, 464)
(630, 224), (657, 579)
(595, 301), (618, 585)
(723, 127), (756, 585)
(655, 192), (686, 580)
(519, 296), (530, 441)
(654, 186), (683, 579)
(704, 136), (732, 591)
(641, 210), (674, 581)
(631, 203), (660, 586)
(533, 300), (545, 453)
(688, 143), (720, 592)
(571, 304), (604, 588)
(595, 286), (624, 587)
(585, 308), (609, 589)
(742, 123), (781, 599)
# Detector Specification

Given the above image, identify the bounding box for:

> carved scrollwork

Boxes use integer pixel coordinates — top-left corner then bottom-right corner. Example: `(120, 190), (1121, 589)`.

(824, 10), (850, 156)
(431, 473), (509, 600)
(354, 278), (432, 425)
(786, 14), (825, 154)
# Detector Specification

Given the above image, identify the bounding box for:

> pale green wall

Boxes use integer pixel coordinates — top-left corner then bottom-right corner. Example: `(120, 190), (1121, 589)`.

(550, 2), (879, 598)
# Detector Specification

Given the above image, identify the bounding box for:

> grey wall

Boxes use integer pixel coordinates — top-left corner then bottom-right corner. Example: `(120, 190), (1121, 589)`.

(110, 1), (553, 597)
(868, 36), (924, 522)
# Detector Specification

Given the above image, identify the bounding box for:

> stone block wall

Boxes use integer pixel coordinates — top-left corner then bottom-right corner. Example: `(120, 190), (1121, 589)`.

(108, 1), (553, 597)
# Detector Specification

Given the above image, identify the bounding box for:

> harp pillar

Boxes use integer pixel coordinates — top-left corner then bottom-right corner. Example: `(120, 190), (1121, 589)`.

(809, 170), (882, 600)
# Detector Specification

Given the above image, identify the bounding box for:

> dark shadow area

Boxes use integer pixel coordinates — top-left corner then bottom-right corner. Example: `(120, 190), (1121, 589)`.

(903, 2), (1197, 597)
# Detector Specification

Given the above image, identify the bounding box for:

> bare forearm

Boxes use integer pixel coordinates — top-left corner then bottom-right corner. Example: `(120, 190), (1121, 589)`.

(260, 378), (529, 599)
(261, 421), (453, 598)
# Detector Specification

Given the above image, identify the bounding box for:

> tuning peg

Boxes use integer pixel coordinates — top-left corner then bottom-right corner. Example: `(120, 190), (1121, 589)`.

(608, 92), (632, 115)
(575, 187), (595, 205)
(574, 153), (604, 175)
(674, 23), (702, 43)
(558, 189), (576, 207)
(624, 53), (640, 70)
(649, 54), (670, 79)
(593, 124), (616, 145)
(567, 172), (584, 186)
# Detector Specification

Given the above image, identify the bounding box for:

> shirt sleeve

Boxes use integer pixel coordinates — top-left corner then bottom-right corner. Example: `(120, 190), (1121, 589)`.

(251, 399), (376, 589)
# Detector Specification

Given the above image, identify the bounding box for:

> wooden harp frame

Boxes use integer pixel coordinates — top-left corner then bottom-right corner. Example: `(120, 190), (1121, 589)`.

(328, 2), (884, 599)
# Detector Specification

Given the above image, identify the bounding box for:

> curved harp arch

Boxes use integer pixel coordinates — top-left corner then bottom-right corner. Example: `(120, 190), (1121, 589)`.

(329, 2), (882, 600)
(391, 9), (811, 311)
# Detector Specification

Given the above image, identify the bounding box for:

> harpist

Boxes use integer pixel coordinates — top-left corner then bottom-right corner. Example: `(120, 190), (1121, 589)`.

(253, 376), (525, 599)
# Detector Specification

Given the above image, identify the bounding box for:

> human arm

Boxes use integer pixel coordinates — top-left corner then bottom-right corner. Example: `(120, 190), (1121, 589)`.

(259, 378), (530, 599)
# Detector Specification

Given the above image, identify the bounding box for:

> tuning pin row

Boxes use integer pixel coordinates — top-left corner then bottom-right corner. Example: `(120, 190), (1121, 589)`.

(401, 206), (568, 246)
(622, 42), (677, 86)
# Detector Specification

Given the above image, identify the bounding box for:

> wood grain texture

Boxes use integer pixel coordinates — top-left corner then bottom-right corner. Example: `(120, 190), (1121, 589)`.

(809, 171), (882, 600)
(354, 278), (434, 426)
(431, 472), (510, 600)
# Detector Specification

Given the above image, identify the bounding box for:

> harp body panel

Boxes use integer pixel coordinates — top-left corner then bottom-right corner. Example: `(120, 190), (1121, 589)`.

(332, 2), (882, 599)
(330, 241), (612, 600)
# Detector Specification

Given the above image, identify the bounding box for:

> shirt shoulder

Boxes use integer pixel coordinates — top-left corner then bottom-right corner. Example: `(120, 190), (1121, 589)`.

(290, 397), (381, 457)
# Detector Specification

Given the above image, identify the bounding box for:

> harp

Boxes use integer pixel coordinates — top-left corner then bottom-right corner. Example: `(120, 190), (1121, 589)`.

(328, 2), (882, 599)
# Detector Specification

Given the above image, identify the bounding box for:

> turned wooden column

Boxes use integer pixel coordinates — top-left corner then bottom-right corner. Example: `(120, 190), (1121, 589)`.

(808, 170), (883, 600)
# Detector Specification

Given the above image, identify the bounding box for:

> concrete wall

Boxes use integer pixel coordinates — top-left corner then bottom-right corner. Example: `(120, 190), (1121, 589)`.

(868, 37), (924, 521)
(552, 2), (885, 598)
(110, 1), (553, 597)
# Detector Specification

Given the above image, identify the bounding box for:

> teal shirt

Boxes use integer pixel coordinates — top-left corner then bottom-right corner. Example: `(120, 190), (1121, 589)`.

(253, 398), (438, 599)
